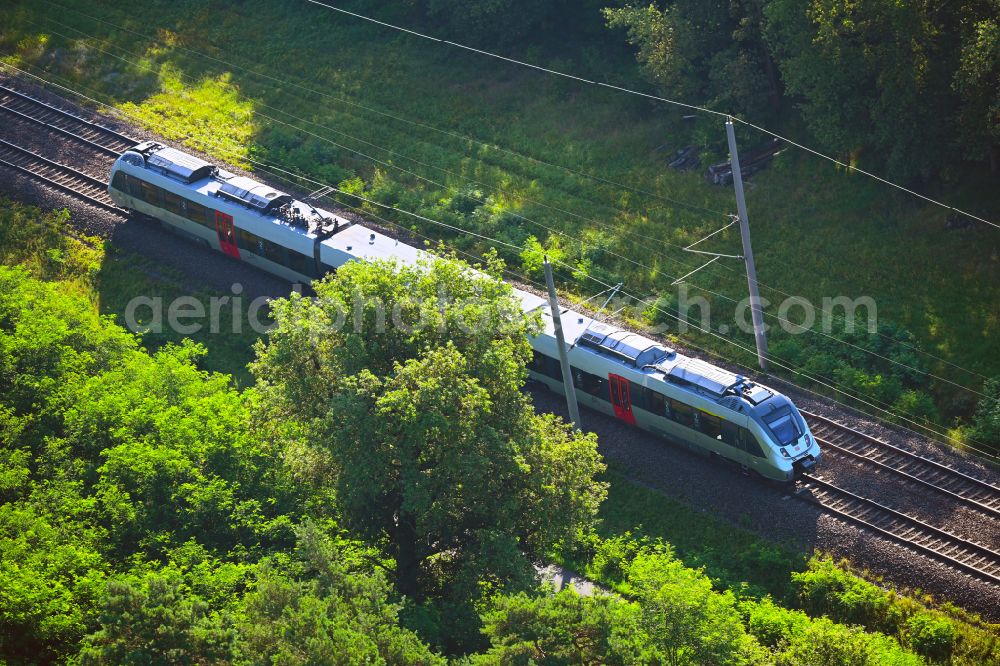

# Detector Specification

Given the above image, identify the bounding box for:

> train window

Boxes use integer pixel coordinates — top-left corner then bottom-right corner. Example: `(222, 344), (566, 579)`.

(126, 174), (141, 197)
(721, 421), (739, 447)
(530, 352), (561, 380)
(592, 373), (608, 399)
(140, 180), (162, 206)
(529, 351), (547, 374)
(111, 171), (128, 192)
(573, 367), (607, 398)
(740, 428), (766, 458)
(669, 399), (696, 429)
(235, 229), (287, 267)
(644, 389), (667, 417)
(288, 250), (319, 278)
(629, 382), (646, 411)
(698, 411), (724, 441)
(237, 228), (261, 250)
(762, 406), (802, 446)
(185, 201), (210, 227)
(261, 237), (290, 266)
(545, 356), (562, 380)
(163, 191), (184, 216)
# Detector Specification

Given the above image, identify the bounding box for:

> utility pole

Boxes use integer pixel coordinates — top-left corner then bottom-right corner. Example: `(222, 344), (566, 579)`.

(543, 256), (581, 428)
(726, 118), (769, 371)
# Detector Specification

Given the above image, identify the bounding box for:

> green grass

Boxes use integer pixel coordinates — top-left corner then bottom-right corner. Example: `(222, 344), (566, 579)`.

(586, 470), (807, 600)
(95, 246), (264, 385)
(2, 0), (999, 438)
(0, 197), (264, 383)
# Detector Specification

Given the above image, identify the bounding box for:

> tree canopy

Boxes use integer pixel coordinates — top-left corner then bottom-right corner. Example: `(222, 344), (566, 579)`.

(605, 0), (1000, 181)
(251, 255), (607, 646)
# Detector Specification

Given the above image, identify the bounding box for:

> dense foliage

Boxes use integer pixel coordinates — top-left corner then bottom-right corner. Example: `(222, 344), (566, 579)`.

(607, 0), (1000, 182)
(251, 254), (607, 648)
(604, 0), (780, 119)
(969, 377), (1000, 449)
(2, 200), (997, 663)
(0, 264), (438, 663)
(321, 0), (1000, 179)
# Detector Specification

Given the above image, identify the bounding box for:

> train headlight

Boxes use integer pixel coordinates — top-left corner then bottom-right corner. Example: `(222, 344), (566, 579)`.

(779, 447), (790, 458)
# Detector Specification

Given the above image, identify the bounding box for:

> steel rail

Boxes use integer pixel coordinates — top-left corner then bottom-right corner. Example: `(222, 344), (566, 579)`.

(803, 410), (1000, 518)
(0, 84), (136, 155)
(798, 474), (1000, 586)
(0, 138), (124, 213)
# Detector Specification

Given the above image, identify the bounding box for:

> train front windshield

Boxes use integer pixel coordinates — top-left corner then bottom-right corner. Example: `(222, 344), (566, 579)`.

(762, 406), (803, 445)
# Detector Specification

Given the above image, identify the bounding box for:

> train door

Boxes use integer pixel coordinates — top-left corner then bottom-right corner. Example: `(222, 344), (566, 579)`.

(214, 211), (240, 258)
(738, 427), (765, 474)
(608, 374), (636, 425)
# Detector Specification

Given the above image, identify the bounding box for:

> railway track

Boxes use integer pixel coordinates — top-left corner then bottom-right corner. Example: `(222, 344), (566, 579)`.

(797, 474), (1000, 586)
(0, 84), (136, 157)
(0, 138), (122, 212)
(803, 410), (1000, 519)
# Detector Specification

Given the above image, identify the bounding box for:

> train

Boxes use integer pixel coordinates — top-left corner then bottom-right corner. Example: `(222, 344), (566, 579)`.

(108, 141), (821, 482)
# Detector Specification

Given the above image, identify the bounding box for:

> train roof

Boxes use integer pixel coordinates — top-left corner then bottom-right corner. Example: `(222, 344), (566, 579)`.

(217, 175), (293, 213)
(526, 298), (780, 409)
(140, 143), (217, 183)
(119, 142), (352, 241)
(320, 224), (425, 266)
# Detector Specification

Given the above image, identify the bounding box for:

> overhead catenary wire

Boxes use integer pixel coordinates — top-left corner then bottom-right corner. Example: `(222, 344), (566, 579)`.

(274, 151), (984, 459)
(27, 8), (992, 384)
(671, 257), (722, 286)
(301, 0), (999, 232)
(4, 57), (998, 452)
(23, 25), (988, 402)
(28, 11), (731, 267)
(327, 172), (997, 453)
(2, 45), (992, 406)
(186, 142), (1000, 454)
(41, 0), (729, 220)
(2, 47), (993, 405)
(25, 20), (739, 280)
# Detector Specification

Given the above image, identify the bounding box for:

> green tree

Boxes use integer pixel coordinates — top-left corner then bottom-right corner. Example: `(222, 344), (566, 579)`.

(475, 588), (639, 664)
(626, 550), (762, 665)
(251, 256), (606, 641)
(413, 0), (554, 45)
(774, 616), (922, 666)
(969, 377), (1000, 447)
(234, 524), (443, 665)
(76, 568), (235, 665)
(604, 1), (781, 118)
(953, 5), (1000, 173)
(764, 0), (954, 181)
(0, 502), (107, 664)
(67, 342), (301, 559)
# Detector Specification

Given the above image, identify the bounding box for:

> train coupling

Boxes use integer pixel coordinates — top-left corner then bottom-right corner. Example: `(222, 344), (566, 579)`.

(793, 456), (817, 477)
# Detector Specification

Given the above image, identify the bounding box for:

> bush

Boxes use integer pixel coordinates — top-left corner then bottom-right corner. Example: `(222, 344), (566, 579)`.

(775, 616), (923, 666)
(906, 613), (956, 664)
(791, 557), (999, 665)
(969, 377), (1000, 448)
(588, 532), (648, 587)
(744, 597), (809, 649)
(792, 557), (904, 635)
